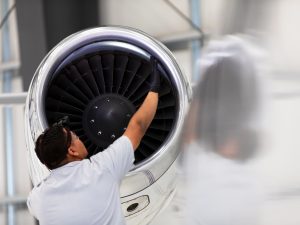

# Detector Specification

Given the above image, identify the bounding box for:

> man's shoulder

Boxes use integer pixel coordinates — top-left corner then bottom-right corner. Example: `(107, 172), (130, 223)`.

(89, 135), (134, 178)
(29, 175), (50, 196)
(93, 136), (133, 158)
(28, 182), (43, 207)
(103, 135), (134, 162)
(109, 135), (133, 151)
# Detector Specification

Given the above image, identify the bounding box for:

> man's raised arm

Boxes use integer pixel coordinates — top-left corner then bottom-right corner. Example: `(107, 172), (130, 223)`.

(124, 58), (160, 150)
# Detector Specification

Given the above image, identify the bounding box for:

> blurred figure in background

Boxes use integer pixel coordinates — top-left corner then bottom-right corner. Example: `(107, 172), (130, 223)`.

(183, 36), (265, 225)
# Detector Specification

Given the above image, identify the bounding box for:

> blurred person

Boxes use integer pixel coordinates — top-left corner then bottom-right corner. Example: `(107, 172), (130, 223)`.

(183, 36), (264, 225)
(27, 58), (160, 225)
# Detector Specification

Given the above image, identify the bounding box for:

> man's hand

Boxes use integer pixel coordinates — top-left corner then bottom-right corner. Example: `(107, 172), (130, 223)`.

(149, 57), (160, 93)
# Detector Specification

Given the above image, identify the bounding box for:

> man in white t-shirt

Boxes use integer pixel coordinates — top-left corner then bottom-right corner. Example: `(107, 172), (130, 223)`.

(27, 58), (160, 225)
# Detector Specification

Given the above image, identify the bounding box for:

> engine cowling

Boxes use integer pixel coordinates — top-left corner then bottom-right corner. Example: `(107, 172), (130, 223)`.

(25, 26), (191, 224)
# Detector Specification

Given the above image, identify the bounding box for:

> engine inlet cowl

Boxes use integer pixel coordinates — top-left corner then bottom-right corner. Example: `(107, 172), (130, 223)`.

(25, 27), (191, 224)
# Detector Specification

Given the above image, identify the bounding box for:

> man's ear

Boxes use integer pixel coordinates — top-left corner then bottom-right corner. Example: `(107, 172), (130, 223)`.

(68, 146), (79, 157)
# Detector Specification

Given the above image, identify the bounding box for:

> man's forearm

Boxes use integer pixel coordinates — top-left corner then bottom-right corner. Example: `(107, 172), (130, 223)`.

(131, 92), (158, 133)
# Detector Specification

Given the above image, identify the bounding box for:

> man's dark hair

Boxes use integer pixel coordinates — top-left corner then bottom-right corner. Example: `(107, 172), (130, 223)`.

(35, 125), (72, 170)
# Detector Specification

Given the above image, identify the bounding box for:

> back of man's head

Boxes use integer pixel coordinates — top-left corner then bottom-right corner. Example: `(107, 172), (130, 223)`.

(35, 125), (72, 170)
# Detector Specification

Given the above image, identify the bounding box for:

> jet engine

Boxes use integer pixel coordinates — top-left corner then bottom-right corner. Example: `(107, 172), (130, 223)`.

(25, 26), (191, 224)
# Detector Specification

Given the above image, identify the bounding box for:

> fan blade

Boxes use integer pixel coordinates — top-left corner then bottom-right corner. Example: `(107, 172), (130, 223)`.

(48, 85), (86, 109)
(55, 75), (90, 103)
(149, 120), (173, 131)
(46, 97), (83, 114)
(155, 107), (176, 119)
(101, 54), (114, 93)
(144, 129), (166, 142)
(89, 55), (106, 93)
(126, 62), (151, 98)
(47, 111), (82, 123)
(114, 54), (129, 93)
(76, 59), (100, 96)
(134, 150), (145, 163)
(158, 94), (176, 109)
(119, 57), (141, 95)
(64, 65), (95, 99)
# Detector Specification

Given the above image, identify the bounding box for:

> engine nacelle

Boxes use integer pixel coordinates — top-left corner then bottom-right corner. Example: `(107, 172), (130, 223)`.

(25, 26), (191, 224)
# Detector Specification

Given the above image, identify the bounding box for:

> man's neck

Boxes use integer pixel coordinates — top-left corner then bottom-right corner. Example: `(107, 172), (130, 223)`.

(58, 157), (81, 167)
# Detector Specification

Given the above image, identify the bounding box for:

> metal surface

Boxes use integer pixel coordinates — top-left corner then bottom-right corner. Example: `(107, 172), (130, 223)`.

(159, 31), (202, 45)
(0, 61), (19, 72)
(0, 196), (27, 206)
(190, 0), (201, 82)
(24, 26), (191, 224)
(0, 92), (27, 104)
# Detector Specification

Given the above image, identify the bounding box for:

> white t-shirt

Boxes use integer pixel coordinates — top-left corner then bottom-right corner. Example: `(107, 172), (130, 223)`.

(27, 136), (134, 225)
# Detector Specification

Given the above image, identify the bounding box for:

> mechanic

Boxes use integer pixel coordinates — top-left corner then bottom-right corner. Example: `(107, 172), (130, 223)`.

(27, 57), (160, 225)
